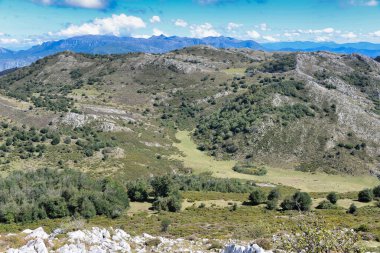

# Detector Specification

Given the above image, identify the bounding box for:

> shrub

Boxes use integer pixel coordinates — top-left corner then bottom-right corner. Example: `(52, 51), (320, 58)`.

(160, 218), (171, 232)
(327, 192), (339, 204)
(347, 203), (358, 214)
(51, 136), (60, 145)
(316, 200), (336, 210)
(233, 165), (267, 176)
(266, 199), (278, 210)
(273, 218), (362, 252)
(127, 180), (149, 202)
(249, 189), (267, 206)
(268, 188), (281, 200)
(281, 192), (312, 211)
(358, 189), (373, 202)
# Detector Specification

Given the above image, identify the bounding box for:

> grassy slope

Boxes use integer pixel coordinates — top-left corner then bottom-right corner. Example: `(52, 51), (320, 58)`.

(173, 130), (379, 193)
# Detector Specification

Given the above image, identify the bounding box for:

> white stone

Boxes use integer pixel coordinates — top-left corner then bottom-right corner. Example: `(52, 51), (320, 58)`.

(7, 238), (48, 253)
(25, 228), (49, 240)
(57, 243), (86, 253)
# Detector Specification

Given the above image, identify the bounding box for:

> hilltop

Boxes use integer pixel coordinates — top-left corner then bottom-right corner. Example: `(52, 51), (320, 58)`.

(0, 46), (378, 179)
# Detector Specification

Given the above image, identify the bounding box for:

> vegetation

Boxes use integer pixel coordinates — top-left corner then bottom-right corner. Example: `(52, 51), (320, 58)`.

(233, 164), (267, 176)
(0, 168), (129, 223)
(358, 189), (374, 203)
(249, 189), (266, 206)
(280, 192), (312, 211)
(273, 218), (362, 253)
(327, 192), (339, 204)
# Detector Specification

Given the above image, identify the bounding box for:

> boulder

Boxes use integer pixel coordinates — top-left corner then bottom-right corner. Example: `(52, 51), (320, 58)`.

(7, 238), (48, 253)
(25, 228), (49, 240)
(223, 244), (270, 253)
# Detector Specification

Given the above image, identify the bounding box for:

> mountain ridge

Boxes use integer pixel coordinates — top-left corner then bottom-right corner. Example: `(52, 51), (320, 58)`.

(2, 35), (380, 72)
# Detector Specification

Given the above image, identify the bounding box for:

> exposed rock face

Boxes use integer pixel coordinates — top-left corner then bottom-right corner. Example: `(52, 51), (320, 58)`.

(223, 244), (267, 253)
(6, 227), (269, 253)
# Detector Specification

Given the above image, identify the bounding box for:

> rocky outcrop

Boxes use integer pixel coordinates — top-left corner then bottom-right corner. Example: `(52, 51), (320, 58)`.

(6, 227), (269, 253)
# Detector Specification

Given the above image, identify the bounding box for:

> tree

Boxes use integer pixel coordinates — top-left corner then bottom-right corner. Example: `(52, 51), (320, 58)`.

(293, 192), (312, 211)
(280, 197), (295, 211)
(358, 189), (373, 203)
(161, 218), (171, 232)
(51, 136), (60, 145)
(266, 198), (278, 210)
(316, 200), (336, 210)
(79, 197), (96, 219)
(327, 192), (338, 204)
(249, 189), (266, 206)
(280, 192), (312, 211)
(347, 203), (357, 214)
(42, 197), (69, 218)
(127, 180), (149, 202)
(268, 188), (281, 200)
(151, 175), (176, 198)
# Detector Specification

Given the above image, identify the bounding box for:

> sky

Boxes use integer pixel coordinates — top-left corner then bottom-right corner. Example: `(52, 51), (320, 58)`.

(1, 0), (380, 49)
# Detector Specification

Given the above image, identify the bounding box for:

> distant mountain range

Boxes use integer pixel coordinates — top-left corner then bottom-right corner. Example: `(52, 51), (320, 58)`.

(1, 35), (380, 71)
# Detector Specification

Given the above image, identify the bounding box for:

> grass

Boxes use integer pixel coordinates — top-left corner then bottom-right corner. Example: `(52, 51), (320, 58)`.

(172, 131), (379, 193)
(221, 68), (246, 75)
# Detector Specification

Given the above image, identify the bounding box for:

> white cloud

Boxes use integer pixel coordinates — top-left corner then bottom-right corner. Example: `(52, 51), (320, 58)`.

(0, 32), (4, 36)
(150, 16), (161, 24)
(348, 0), (378, 6)
(174, 19), (188, 27)
(298, 28), (335, 34)
(153, 28), (167, 36)
(315, 36), (330, 42)
(365, 0), (379, 6)
(132, 34), (150, 39)
(190, 23), (220, 38)
(246, 30), (261, 39)
(0, 38), (19, 44)
(258, 23), (268, 31)
(284, 32), (300, 37)
(56, 14), (146, 37)
(227, 22), (243, 31)
(369, 30), (380, 37)
(34, 0), (111, 9)
(341, 32), (357, 39)
(262, 35), (279, 42)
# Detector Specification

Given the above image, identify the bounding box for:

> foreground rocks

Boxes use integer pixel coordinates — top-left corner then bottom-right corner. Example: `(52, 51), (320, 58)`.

(5, 227), (271, 253)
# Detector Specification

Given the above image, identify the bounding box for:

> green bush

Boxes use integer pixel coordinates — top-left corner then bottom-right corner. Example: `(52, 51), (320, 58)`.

(249, 189), (267, 206)
(347, 203), (358, 214)
(327, 192), (339, 204)
(280, 192), (312, 211)
(0, 168), (129, 223)
(358, 189), (373, 203)
(316, 200), (336, 210)
(233, 165), (267, 176)
(127, 180), (149, 202)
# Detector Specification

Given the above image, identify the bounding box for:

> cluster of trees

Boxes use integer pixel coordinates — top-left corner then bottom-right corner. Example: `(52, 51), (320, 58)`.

(316, 192), (339, 210)
(0, 168), (129, 223)
(358, 185), (380, 203)
(127, 175), (182, 212)
(127, 174), (258, 213)
(248, 188), (312, 211)
(259, 53), (297, 73)
(194, 79), (315, 156)
(233, 165), (267, 176)
(31, 95), (74, 112)
(0, 123), (61, 160)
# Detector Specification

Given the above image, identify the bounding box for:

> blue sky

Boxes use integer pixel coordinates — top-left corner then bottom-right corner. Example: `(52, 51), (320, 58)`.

(1, 0), (380, 49)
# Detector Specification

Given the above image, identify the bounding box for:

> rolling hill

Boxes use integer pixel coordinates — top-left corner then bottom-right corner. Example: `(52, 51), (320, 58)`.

(0, 46), (378, 179)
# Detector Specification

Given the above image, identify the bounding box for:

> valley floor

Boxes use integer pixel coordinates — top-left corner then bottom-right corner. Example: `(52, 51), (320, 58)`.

(172, 131), (379, 193)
